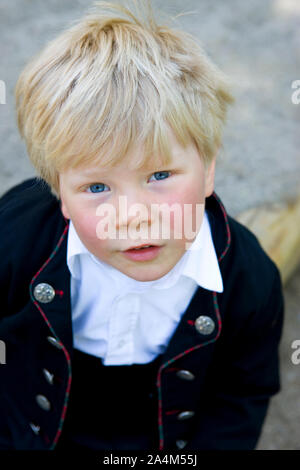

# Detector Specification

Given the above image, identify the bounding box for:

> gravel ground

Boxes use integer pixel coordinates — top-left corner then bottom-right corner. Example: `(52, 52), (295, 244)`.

(0, 0), (299, 450)
(256, 263), (300, 450)
(0, 0), (299, 214)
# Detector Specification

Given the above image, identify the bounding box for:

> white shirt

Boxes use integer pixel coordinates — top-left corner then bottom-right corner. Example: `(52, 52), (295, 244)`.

(67, 211), (223, 365)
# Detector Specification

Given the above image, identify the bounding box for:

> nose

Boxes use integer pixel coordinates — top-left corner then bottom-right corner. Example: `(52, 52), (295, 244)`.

(115, 191), (152, 234)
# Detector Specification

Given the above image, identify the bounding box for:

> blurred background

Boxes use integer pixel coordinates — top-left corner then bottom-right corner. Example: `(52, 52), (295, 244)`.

(0, 0), (299, 449)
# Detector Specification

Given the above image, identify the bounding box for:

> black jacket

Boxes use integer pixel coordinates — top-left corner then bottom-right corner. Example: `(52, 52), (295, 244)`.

(0, 178), (284, 450)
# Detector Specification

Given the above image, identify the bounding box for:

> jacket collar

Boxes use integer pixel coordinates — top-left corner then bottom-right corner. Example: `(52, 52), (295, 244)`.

(205, 191), (231, 263)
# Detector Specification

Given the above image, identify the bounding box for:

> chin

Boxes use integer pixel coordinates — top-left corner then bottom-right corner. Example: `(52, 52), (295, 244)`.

(128, 267), (170, 282)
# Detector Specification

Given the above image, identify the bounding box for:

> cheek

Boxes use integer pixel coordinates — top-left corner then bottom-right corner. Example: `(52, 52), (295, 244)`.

(159, 182), (205, 234)
(72, 211), (112, 257)
(165, 176), (205, 205)
(71, 210), (96, 240)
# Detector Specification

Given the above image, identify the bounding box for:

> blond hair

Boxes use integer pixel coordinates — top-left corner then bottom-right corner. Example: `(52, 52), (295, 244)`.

(15, 0), (234, 199)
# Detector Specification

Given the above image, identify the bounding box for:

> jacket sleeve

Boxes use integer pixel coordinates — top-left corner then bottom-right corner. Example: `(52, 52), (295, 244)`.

(0, 178), (42, 449)
(185, 266), (284, 450)
(0, 179), (36, 320)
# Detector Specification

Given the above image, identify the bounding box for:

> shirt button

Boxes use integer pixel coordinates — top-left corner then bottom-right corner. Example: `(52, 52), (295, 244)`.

(177, 411), (195, 421)
(33, 283), (55, 303)
(29, 422), (40, 435)
(176, 439), (188, 449)
(36, 394), (51, 411)
(42, 369), (55, 385)
(47, 336), (63, 349)
(176, 370), (195, 381)
(194, 315), (215, 335)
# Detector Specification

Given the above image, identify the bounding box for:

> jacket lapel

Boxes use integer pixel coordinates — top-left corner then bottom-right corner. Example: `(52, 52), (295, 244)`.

(29, 220), (74, 362)
(159, 286), (221, 364)
(160, 190), (231, 364)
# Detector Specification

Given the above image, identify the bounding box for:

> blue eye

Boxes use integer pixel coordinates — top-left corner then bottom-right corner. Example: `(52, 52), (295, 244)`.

(87, 183), (109, 193)
(149, 171), (171, 182)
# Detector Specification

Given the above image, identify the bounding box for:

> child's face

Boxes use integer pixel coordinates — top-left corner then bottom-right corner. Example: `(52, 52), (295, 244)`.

(59, 128), (216, 281)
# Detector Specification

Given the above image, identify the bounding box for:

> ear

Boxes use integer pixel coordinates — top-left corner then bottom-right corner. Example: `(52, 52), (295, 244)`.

(60, 199), (70, 220)
(205, 156), (216, 198)
(58, 175), (70, 219)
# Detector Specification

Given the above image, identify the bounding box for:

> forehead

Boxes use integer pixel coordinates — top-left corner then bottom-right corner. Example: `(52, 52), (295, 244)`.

(73, 148), (193, 179)
(59, 122), (202, 185)
(66, 139), (198, 178)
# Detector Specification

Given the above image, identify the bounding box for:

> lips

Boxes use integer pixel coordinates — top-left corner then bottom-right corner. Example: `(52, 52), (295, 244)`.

(122, 244), (162, 261)
(124, 243), (158, 251)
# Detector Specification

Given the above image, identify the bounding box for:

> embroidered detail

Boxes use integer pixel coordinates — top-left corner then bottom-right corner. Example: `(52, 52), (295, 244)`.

(212, 192), (231, 262)
(29, 221), (71, 450)
(165, 410), (181, 416)
(164, 367), (180, 373)
(55, 290), (64, 298)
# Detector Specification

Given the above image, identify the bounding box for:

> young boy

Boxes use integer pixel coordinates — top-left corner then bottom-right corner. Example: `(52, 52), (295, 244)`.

(0, 0), (284, 451)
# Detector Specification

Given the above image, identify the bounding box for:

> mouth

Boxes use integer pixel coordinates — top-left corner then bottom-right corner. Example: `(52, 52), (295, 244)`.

(121, 244), (163, 261)
(124, 243), (159, 251)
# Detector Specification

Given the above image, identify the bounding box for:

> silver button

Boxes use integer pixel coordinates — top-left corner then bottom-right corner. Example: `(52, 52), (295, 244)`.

(36, 394), (51, 411)
(195, 315), (215, 335)
(29, 422), (40, 435)
(176, 370), (195, 381)
(176, 439), (188, 449)
(33, 283), (55, 303)
(177, 411), (195, 421)
(43, 368), (54, 385)
(47, 336), (63, 349)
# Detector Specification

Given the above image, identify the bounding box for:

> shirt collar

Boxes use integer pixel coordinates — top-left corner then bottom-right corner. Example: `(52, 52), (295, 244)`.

(66, 210), (223, 293)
